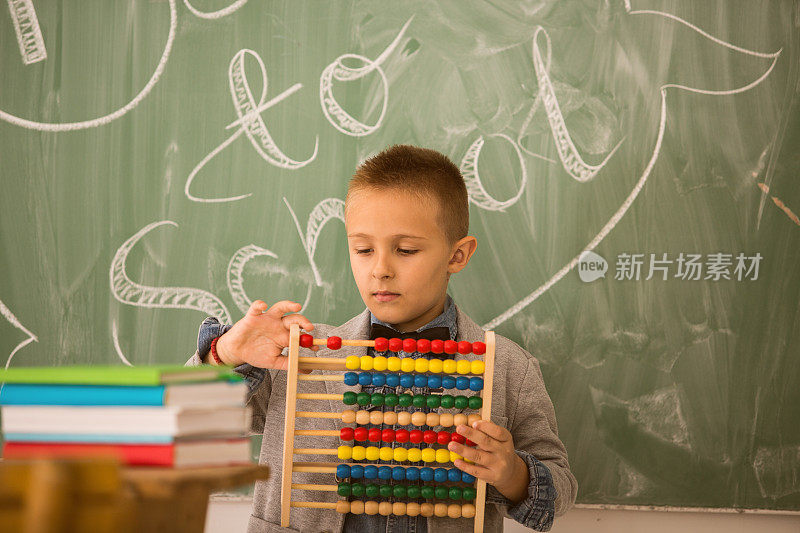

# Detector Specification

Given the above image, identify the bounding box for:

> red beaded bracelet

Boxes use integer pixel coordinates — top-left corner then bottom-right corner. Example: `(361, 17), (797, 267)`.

(209, 336), (224, 365)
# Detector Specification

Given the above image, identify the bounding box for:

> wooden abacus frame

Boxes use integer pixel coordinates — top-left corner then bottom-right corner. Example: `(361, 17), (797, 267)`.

(280, 324), (496, 532)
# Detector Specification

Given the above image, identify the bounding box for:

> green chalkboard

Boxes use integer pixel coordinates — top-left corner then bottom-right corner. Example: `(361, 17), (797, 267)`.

(1, 0), (799, 512)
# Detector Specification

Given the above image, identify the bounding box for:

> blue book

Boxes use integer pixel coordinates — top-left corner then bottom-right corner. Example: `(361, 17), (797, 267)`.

(3, 432), (174, 444)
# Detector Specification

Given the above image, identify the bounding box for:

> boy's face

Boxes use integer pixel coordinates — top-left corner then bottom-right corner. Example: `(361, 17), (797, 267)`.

(345, 187), (476, 332)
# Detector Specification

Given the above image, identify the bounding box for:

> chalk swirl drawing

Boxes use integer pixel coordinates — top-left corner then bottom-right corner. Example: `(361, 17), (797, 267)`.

(185, 49), (318, 203)
(0, 298), (38, 370)
(182, 0), (247, 19)
(460, 134), (528, 212)
(484, 5), (781, 329)
(7, 0), (47, 65)
(0, 0), (176, 131)
(227, 244), (278, 314)
(111, 320), (133, 367)
(319, 17), (413, 136)
(110, 220), (232, 323)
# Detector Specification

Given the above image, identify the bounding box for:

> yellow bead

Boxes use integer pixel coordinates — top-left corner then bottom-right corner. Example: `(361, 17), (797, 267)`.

(379, 501), (392, 516)
(337, 446), (352, 460)
(456, 360), (471, 375)
(434, 503), (448, 517)
(428, 359), (443, 374)
(407, 448), (422, 462)
(360, 356), (374, 371)
(370, 411), (383, 425)
(345, 356), (360, 370)
(467, 414), (481, 425)
(436, 448), (450, 463)
(450, 450), (462, 462)
(397, 411), (411, 425)
(471, 360), (485, 375)
(356, 410), (371, 425)
(421, 448), (436, 463)
(352, 446), (366, 461)
(379, 447), (394, 462)
(414, 358), (429, 373)
(393, 448), (408, 462)
(387, 357), (401, 371)
(453, 414), (468, 426)
(400, 358), (415, 373)
(442, 359), (457, 374)
(365, 446), (380, 461)
(373, 356), (388, 371)
(411, 412), (427, 426)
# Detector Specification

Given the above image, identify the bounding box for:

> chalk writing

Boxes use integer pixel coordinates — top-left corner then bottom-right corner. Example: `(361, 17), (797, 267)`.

(6, 0), (46, 65)
(0, 298), (37, 370)
(460, 134), (528, 212)
(227, 244), (278, 314)
(183, 0), (247, 20)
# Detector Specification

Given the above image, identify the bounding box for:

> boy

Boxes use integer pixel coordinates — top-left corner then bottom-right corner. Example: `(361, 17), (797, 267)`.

(187, 145), (577, 532)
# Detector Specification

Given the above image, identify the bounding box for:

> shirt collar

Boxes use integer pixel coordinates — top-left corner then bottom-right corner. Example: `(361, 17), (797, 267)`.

(369, 294), (458, 341)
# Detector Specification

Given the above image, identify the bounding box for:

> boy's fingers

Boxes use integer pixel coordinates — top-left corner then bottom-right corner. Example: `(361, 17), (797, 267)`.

(452, 459), (492, 482)
(247, 300), (269, 317)
(448, 441), (491, 467)
(455, 424), (497, 451)
(471, 420), (511, 443)
(264, 300), (302, 319)
(282, 313), (314, 332)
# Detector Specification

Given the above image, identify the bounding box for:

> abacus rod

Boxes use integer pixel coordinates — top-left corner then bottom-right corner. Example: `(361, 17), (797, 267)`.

(310, 338), (374, 347)
(296, 411), (339, 419)
(298, 374), (344, 382)
(473, 330), (495, 533)
(280, 324), (301, 528)
(290, 502), (338, 509)
(295, 429), (339, 437)
(291, 483), (337, 491)
(297, 393), (341, 400)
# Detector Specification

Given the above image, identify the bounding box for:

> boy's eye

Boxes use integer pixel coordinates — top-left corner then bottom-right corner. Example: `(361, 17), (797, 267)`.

(355, 249), (372, 254)
(398, 249), (418, 255)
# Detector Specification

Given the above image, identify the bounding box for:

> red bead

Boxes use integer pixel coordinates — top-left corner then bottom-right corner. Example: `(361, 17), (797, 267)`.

(340, 427), (355, 441)
(465, 439), (476, 447)
(368, 428), (381, 442)
(389, 338), (403, 352)
(299, 334), (314, 348)
(416, 339), (431, 353)
(402, 338), (417, 353)
(422, 430), (437, 444)
(472, 342), (486, 355)
(381, 429), (395, 443)
(444, 340), (458, 354)
(437, 431), (450, 445)
(409, 430), (423, 443)
(327, 336), (342, 350)
(430, 340), (444, 354)
(457, 341), (471, 354)
(374, 337), (389, 352)
(353, 427), (368, 441)
(451, 433), (465, 444)
(395, 429), (409, 443)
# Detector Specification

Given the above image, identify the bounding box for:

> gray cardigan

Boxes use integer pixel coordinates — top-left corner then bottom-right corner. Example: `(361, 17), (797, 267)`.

(188, 305), (577, 532)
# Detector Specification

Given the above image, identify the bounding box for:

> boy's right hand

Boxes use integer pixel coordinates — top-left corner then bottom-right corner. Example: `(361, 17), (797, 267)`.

(212, 300), (318, 369)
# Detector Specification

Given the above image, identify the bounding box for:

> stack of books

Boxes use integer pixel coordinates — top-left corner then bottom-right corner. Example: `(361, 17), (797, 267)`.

(0, 365), (252, 468)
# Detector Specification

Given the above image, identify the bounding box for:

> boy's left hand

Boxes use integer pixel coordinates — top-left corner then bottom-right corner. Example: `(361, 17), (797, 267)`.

(448, 420), (530, 504)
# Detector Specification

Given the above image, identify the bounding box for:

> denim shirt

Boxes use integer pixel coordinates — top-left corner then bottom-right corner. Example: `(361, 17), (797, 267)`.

(196, 295), (557, 532)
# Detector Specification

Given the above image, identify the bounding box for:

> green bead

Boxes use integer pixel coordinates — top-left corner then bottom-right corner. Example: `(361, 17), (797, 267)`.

(453, 396), (468, 409)
(356, 392), (371, 406)
(426, 395), (441, 409)
(379, 484), (393, 498)
(384, 393), (399, 407)
(406, 485), (421, 499)
(365, 484), (380, 498)
(462, 487), (477, 500)
(371, 393), (384, 407)
(412, 394), (426, 408)
(468, 396), (483, 409)
(342, 391), (357, 405)
(440, 395), (455, 408)
(435, 485), (448, 499)
(398, 393), (413, 407)
(420, 485), (435, 499)
(448, 487), (463, 500)
(337, 482), (351, 497)
(393, 485), (407, 498)
(351, 483), (365, 497)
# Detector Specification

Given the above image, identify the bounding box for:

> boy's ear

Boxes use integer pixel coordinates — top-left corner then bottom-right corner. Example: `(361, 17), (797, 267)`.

(448, 236), (478, 274)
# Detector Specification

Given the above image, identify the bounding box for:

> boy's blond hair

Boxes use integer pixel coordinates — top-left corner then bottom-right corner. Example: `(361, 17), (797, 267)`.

(345, 145), (469, 244)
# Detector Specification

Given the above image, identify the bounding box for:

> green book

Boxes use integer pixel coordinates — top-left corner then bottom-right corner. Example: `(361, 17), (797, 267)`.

(0, 365), (244, 386)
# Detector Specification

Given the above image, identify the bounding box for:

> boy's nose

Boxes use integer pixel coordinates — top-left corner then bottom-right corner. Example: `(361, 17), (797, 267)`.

(371, 253), (394, 279)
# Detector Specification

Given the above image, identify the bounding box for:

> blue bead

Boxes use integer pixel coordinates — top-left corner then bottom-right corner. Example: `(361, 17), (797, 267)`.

(461, 472), (476, 483)
(442, 376), (456, 389)
(456, 376), (470, 390)
(378, 466), (392, 480)
(419, 467), (434, 482)
(434, 468), (448, 483)
(399, 373), (414, 388)
(386, 373), (400, 387)
(358, 372), (372, 386)
(350, 465), (364, 479)
(469, 377), (483, 391)
(364, 465), (378, 479)
(427, 375), (442, 389)
(392, 466), (405, 481)
(414, 374), (427, 388)
(336, 464), (351, 478)
(405, 467), (420, 481)
(343, 372), (358, 386)
(447, 468), (461, 482)
(372, 373), (386, 387)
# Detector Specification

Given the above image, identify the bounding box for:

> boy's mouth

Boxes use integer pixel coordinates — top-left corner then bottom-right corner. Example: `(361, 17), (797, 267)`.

(373, 291), (399, 302)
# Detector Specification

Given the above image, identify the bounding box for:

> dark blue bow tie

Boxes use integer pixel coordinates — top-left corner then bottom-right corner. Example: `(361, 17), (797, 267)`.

(368, 323), (450, 342)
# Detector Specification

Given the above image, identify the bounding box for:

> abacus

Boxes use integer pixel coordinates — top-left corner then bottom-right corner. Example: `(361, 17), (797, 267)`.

(281, 324), (496, 532)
